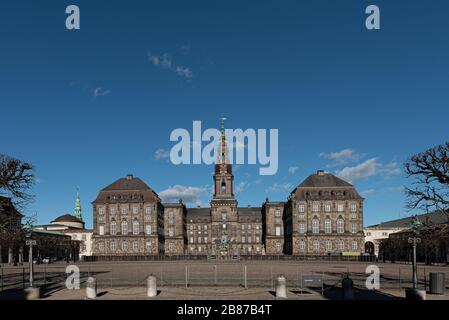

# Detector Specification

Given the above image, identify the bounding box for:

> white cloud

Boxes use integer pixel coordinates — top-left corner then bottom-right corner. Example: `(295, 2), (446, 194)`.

(159, 185), (207, 205)
(154, 148), (170, 161)
(320, 149), (362, 166)
(335, 158), (379, 183)
(288, 166), (299, 174)
(147, 52), (193, 78)
(266, 183), (292, 193)
(335, 158), (401, 183)
(235, 181), (247, 194)
(93, 87), (111, 98)
(380, 162), (401, 177)
(360, 189), (376, 197)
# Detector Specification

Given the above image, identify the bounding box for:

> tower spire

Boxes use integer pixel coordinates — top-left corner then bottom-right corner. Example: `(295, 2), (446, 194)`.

(74, 187), (83, 221)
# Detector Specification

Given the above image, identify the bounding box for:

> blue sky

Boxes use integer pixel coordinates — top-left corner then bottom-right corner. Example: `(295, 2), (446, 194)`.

(1, 0), (448, 228)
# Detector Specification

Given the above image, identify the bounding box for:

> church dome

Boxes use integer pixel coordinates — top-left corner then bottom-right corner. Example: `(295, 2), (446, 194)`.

(51, 214), (85, 229)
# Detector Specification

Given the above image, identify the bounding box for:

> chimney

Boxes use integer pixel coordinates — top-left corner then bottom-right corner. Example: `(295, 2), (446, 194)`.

(317, 170), (325, 176)
(126, 174), (133, 180)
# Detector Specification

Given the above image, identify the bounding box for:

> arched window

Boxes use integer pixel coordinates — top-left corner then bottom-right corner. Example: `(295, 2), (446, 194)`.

(325, 219), (332, 234)
(312, 218), (319, 234)
(133, 220), (139, 235)
(221, 180), (226, 193)
(110, 220), (117, 235)
(337, 219), (344, 234)
(121, 221), (128, 235)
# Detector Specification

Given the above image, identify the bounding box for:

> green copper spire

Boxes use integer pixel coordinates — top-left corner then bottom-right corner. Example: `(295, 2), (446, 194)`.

(220, 117), (226, 137)
(74, 187), (83, 221)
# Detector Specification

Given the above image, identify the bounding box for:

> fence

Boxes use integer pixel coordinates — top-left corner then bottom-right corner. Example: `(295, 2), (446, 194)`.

(1, 261), (448, 294)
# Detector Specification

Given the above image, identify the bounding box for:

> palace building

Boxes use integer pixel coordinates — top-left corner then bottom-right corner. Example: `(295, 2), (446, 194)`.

(91, 122), (364, 258)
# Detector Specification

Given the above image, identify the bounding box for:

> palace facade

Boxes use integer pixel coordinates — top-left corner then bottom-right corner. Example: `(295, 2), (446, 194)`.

(91, 125), (365, 257)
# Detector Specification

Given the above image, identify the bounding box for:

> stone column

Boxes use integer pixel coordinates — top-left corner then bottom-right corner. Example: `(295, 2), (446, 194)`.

(8, 246), (13, 264)
(86, 277), (97, 299)
(275, 275), (287, 298)
(19, 247), (23, 264)
(147, 275), (157, 297)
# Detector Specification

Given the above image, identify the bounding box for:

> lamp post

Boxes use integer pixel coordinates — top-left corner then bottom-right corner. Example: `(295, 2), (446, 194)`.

(405, 216), (425, 300)
(24, 225), (36, 287)
(408, 216), (422, 289)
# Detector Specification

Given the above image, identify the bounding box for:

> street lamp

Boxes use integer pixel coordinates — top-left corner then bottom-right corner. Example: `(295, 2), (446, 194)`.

(408, 216), (422, 290)
(24, 224), (36, 287)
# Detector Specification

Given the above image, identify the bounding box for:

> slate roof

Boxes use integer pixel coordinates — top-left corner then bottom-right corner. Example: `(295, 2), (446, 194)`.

(369, 211), (449, 228)
(92, 175), (160, 203)
(291, 171), (362, 200)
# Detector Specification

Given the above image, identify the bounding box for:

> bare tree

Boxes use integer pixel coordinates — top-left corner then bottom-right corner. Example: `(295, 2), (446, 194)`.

(0, 154), (35, 208)
(405, 142), (449, 215)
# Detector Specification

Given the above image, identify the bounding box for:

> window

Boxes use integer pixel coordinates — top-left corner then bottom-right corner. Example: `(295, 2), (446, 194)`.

(351, 241), (358, 250)
(337, 219), (344, 234)
(98, 207), (105, 215)
(248, 224), (252, 230)
(242, 224), (245, 230)
(221, 213), (226, 221)
(325, 240), (332, 251)
(256, 236), (260, 242)
(132, 241), (139, 252)
(350, 212), (357, 219)
(255, 225), (259, 230)
(133, 221), (139, 235)
(168, 211), (174, 219)
(99, 225), (105, 235)
(351, 202), (357, 212)
(221, 180), (226, 192)
(313, 240), (320, 251)
(242, 236), (246, 243)
(121, 206), (128, 215)
(325, 219), (332, 234)
(324, 203), (331, 212)
(99, 242), (104, 253)
(198, 237), (202, 244)
(110, 207), (116, 215)
(299, 223), (305, 234)
(190, 225), (194, 230)
(337, 203), (344, 212)
(121, 221), (128, 235)
(338, 240), (345, 251)
(248, 236), (252, 243)
(145, 206), (152, 215)
(222, 224), (226, 229)
(275, 226), (281, 236)
(98, 215), (105, 223)
(145, 224), (152, 235)
(366, 232), (371, 236)
(300, 240), (306, 251)
(110, 241), (116, 252)
(275, 209), (281, 217)
(204, 225), (208, 230)
(298, 204), (305, 213)
(312, 202), (320, 212)
(122, 241), (128, 252)
(190, 237), (194, 243)
(132, 206), (139, 214)
(275, 242), (282, 253)
(351, 223), (357, 234)
(168, 227), (174, 237)
(146, 241), (151, 251)
(168, 242), (174, 252)
(204, 237), (208, 243)
(82, 234), (87, 241)
(110, 221), (117, 235)
(312, 219), (320, 234)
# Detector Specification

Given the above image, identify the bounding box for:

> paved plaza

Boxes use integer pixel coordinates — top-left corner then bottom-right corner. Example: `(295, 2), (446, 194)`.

(1, 260), (448, 300)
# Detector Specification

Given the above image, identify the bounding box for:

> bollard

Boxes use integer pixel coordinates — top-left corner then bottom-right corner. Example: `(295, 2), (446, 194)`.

(275, 275), (287, 299)
(147, 275), (157, 298)
(406, 288), (426, 300)
(342, 275), (354, 300)
(24, 287), (40, 300)
(85, 277), (97, 299)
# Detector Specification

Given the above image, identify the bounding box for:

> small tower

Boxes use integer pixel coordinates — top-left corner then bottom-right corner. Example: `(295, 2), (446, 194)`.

(74, 188), (83, 221)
